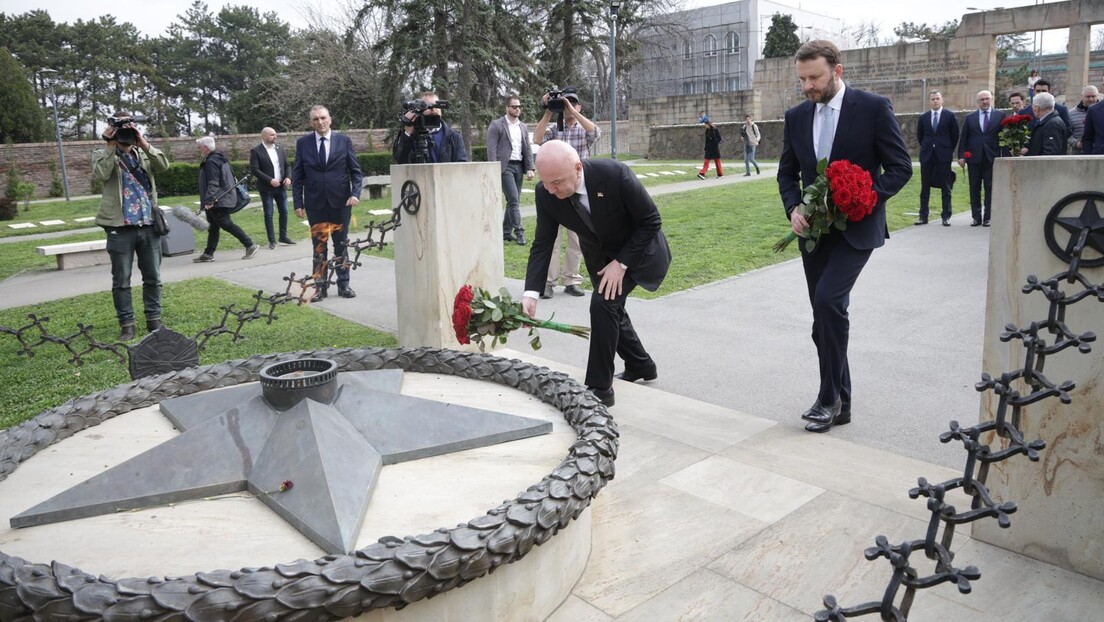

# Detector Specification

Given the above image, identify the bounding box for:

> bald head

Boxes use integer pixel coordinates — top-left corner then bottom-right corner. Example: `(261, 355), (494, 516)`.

(535, 140), (582, 199)
(976, 90), (993, 111)
(261, 127), (277, 145)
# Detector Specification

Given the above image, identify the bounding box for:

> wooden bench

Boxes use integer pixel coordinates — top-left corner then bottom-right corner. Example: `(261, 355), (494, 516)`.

(364, 175), (391, 200)
(36, 239), (109, 270)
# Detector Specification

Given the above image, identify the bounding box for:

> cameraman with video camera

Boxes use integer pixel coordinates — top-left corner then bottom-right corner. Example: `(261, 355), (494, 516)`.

(92, 111), (170, 341)
(392, 92), (468, 164)
(531, 87), (600, 299)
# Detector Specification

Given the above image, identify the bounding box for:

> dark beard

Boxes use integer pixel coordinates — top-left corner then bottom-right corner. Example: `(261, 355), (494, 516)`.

(818, 78), (840, 104)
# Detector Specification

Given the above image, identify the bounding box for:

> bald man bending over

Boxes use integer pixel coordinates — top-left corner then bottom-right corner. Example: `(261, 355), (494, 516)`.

(522, 140), (672, 407)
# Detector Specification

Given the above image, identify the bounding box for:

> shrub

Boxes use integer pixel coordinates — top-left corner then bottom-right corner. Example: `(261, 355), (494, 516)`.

(0, 197), (15, 220)
(357, 152), (392, 176)
(470, 145), (487, 162)
(15, 181), (34, 210)
(48, 161), (64, 198)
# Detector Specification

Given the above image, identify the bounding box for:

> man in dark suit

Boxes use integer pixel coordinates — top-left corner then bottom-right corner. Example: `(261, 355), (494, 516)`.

(486, 94), (535, 245)
(957, 90), (1005, 227)
(778, 40), (913, 433)
(1081, 99), (1104, 154)
(522, 140), (672, 408)
(916, 90), (960, 226)
(250, 127), (295, 249)
(292, 105), (364, 302)
(392, 92), (468, 164)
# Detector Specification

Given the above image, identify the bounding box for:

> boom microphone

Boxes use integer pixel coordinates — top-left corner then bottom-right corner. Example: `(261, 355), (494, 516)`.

(171, 204), (210, 231)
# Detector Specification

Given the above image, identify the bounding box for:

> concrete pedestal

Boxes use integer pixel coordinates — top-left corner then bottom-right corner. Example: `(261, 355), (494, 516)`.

(391, 162), (504, 349)
(972, 156), (1104, 581)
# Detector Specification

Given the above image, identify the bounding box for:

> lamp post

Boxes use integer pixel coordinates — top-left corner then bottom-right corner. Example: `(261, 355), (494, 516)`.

(38, 68), (70, 201)
(609, 0), (620, 160)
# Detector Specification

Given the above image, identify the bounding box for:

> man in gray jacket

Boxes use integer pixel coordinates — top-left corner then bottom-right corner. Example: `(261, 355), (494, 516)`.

(194, 136), (259, 263)
(487, 94), (535, 245)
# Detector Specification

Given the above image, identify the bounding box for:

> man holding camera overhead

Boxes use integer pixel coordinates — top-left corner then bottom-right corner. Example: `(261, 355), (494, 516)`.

(532, 87), (600, 299)
(92, 112), (170, 341)
(392, 92), (468, 164)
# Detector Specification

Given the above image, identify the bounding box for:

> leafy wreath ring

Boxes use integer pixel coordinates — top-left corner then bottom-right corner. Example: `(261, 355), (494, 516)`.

(0, 346), (618, 620)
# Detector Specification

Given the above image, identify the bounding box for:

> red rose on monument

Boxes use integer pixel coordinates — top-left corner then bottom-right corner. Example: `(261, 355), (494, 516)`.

(452, 285), (590, 351)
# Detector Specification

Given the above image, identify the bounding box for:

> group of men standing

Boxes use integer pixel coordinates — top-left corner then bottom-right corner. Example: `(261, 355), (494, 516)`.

(917, 79), (1103, 229)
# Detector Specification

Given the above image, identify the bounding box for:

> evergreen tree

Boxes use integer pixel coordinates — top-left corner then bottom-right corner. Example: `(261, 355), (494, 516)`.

(762, 13), (800, 59)
(0, 49), (46, 143)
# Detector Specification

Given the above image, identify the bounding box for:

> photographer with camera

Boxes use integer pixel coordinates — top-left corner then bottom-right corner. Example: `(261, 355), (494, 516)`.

(193, 136), (259, 264)
(531, 87), (600, 299)
(392, 92), (468, 164)
(92, 112), (170, 341)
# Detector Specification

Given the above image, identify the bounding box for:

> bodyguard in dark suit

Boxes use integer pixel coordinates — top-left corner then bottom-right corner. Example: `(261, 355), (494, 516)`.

(957, 90), (1005, 227)
(778, 40), (912, 433)
(523, 140), (672, 408)
(916, 91), (959, 226)
(1081, 100), (1104, 154)
(250, 127), (295, 249)
(292, 105), (364, 302)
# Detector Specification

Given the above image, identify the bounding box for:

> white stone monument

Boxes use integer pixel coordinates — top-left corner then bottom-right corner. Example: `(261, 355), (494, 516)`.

(972, 156), (1104, 581)
(391, 162), (505, 349)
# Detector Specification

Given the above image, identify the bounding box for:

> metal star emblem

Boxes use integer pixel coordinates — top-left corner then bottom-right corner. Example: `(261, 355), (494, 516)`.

(1045, 192), (1104, 267)
(11, 369), (551, 554)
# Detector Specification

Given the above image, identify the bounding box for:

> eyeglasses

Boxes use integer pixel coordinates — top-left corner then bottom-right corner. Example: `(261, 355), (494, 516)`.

(507, 105), (521, 109)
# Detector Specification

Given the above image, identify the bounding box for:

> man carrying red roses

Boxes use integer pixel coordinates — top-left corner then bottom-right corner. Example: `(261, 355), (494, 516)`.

(778, 40), (912, 433)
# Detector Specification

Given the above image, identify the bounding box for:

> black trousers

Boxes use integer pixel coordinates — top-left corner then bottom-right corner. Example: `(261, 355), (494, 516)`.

(800, 234), (872, 408)
(967, 160), (994, 222)
(203, 208), (253, 255)
(919, 162), (953, 221)
(307, 205), (352, 289)
(584, 272), (652, 390)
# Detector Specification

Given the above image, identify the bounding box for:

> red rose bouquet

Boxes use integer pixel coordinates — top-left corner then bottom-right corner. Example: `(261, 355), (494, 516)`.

(998, 114), (1032, 155)
(773, 158), (878, 253)
(453, 285), (590, 351)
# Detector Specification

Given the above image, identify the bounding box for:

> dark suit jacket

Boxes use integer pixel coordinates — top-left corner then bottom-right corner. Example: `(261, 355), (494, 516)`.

(777, 86), (913, 251)
(1026, 112), (1070, 155)
(486, 117), (534, 172)
(917, 108), (960, 188)
(1026, 103), (1072, 134)
(392, 121), (469, 164)
(1081, 101), (1104, 154)
(525, 159), (672, 293)
(249, 143), (290, 195)
(292, 132), (363, 212)
(958, 108), (1005, 163)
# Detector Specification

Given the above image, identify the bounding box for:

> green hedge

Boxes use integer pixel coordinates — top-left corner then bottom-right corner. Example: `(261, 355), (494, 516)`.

(157, 153), (400, 198)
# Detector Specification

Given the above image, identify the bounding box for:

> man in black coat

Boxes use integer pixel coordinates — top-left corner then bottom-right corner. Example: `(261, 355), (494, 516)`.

(778, 40), (913, 433)
(957, 90), (1005, 227)
(392, 92), (468, 164)
(249, 127), (295, 249)
(916, 90), (960, 226)
(1026, 92), (1070, 156)
(522, 140), (672, 408)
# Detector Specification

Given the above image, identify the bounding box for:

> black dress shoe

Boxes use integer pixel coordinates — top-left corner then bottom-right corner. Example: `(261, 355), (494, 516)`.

(588, 386), (615, 407)
(503, 234), (516, 242)
(338, 287), (357, 298)
(118, 324), (135, 341)
(942, 219), (951, 226)
(914, 219), (928, 225)
(563, 285), (586, 297)
(802, 399), (851, 433)
(311, 289), (328, 303)
(982, 220), (990, 227)
(615, 364), (658, 383)
(279, 237), (297, 245)
(515, 231), (526, 245)
(970, 219), (981, 227)
(540, 284), (553, 299)
(800, 399), (841, 423)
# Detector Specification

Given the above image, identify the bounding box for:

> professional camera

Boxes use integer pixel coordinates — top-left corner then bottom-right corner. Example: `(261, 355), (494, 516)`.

(107, 113), (148, 145)
(542, 87), (579, 112)
(400, 99), (454, 164)
(402, 99), (450, 114)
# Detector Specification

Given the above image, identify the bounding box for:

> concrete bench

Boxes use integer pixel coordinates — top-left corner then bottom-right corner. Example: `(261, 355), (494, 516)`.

(36, 239), (109, 270)
(365, 175), (391, 200)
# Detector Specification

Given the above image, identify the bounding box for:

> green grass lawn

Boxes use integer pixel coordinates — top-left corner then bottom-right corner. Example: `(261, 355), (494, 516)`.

(502, 170), (971, 298)
(0, 278), (397, 430)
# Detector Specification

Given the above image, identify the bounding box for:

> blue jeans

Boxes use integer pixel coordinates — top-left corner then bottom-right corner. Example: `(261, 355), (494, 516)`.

(260, 187), (289, 243)
(501, 161), (524, 236)
(104, 225), (162, 326)
(744, 145), (760, 174)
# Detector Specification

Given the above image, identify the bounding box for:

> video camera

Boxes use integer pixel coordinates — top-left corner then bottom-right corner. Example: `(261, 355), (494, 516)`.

(542, 87), (579, 112)
(400, 99), (454, 164)
(108, 113), (148, 145)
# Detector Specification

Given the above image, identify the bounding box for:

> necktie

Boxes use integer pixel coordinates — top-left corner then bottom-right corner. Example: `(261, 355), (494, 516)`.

(817, 105), (834, 161)
(570, 194), (595, 233)
(981, 111), (988, 132)
(318, 136), (327, 164)
(932, 111), (939, 131)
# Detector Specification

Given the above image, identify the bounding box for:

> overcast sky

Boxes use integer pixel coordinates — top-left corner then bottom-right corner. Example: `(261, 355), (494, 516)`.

(8, 0), (1078, 53)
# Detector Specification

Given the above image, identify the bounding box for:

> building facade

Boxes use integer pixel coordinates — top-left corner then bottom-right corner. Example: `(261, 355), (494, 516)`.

(630, 0), (845, 100)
